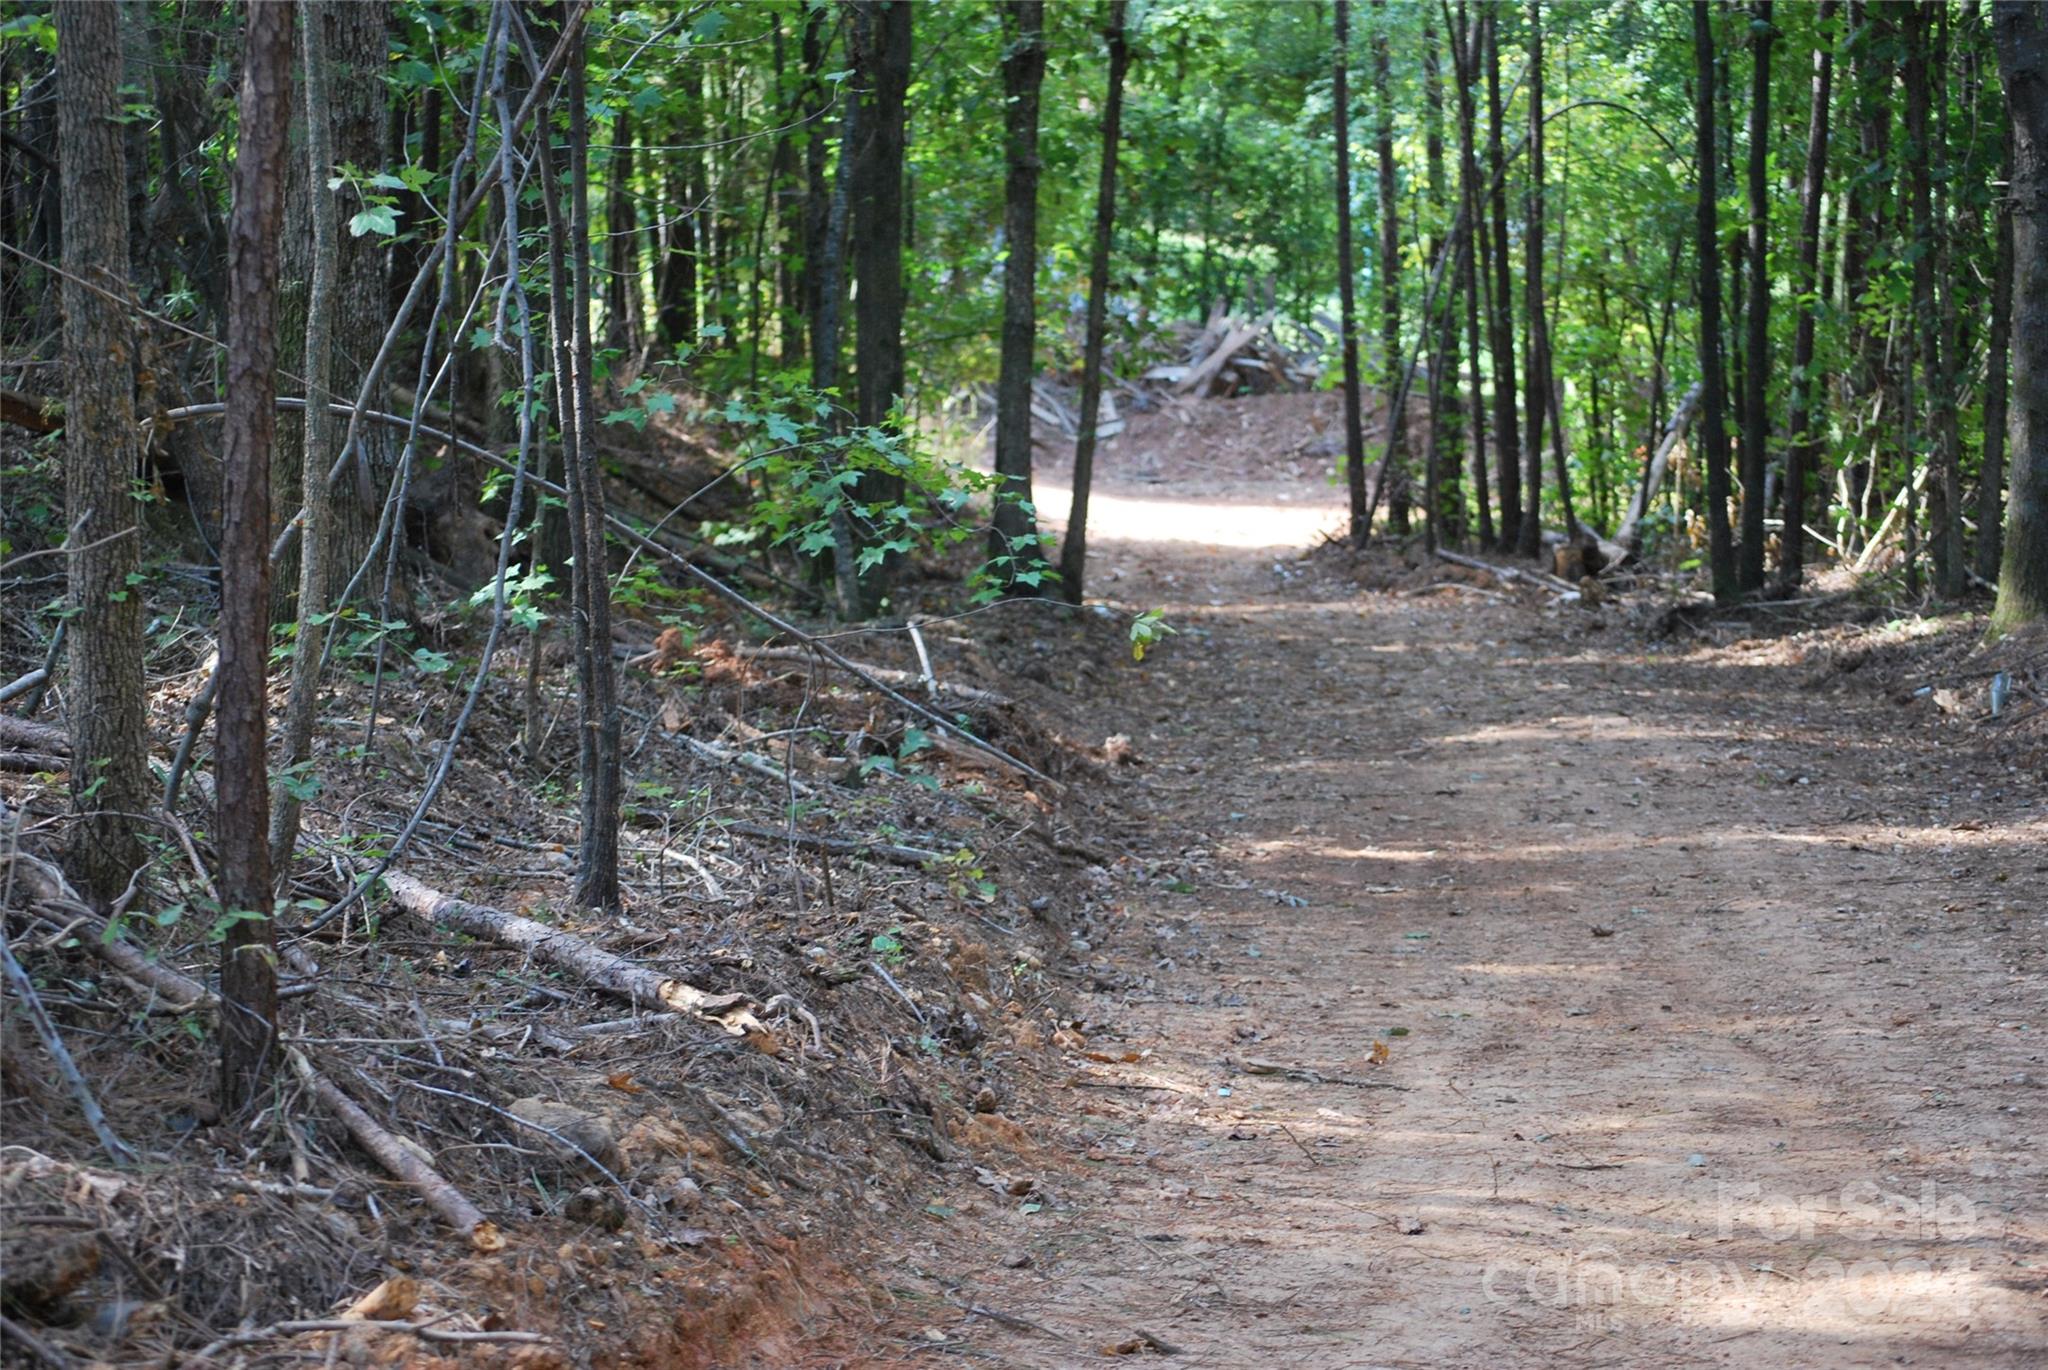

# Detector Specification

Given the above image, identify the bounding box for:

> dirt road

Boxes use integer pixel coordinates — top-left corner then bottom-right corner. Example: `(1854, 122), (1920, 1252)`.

(907, 421), (2048, 1367)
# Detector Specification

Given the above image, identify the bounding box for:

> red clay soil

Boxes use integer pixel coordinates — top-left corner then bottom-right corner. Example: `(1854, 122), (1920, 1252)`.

(863, 394), (2048, 1367)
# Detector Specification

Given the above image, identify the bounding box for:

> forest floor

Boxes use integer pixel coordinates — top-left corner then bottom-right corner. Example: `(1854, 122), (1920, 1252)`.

(867, 394), (2048, 1367)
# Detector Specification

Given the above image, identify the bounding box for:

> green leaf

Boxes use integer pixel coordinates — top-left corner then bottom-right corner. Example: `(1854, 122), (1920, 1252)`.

(348, 204), (402, 238)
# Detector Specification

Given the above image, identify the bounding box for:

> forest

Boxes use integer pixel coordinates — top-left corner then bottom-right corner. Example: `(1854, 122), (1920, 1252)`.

(0, 1), (2044, 1365)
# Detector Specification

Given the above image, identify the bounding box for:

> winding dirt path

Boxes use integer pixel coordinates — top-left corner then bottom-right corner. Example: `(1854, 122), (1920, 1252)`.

(894, 412), (2048, 1368)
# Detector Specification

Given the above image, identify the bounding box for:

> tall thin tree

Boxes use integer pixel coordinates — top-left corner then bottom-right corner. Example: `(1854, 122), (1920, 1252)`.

(1780, 0), (1833, 590)
(217, 0), (293, 1113)
(1694, 0), (1738, 604)
(1991, 1), (2047, 631)
(1737, 1), (1773, 592)
(54, 0), (151, 908)
(1517, 1), (1547, 558)
(849, 0), (911, 611)
(1334, 0), (1370, 546)
(1484, 9), (1522, 546)
(1059, 0), (1132, 600)
(1372, 0), (1407, 535)
(990, 0), (1047, 588)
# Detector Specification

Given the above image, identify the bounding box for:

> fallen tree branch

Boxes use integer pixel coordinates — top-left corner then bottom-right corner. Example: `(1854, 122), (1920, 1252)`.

(1434, 548), (1580, 596)
(0, 922), (137, 1165)
(0, 716), (68, 756)
(719, 821), (946, 867)
(185, 1315), (544, 1365)
(1614, 382), (1702, 554)
(735, 646), (1013, 709)
(287, 1047), (504, 1253)
(380, 872), (763, 1035)
(6, 850), (209, 1011)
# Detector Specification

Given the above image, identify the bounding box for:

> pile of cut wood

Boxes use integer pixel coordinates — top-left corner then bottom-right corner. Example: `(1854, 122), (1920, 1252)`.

(1141, 304), (1327, 398)
(1029, 304), (1330, 439)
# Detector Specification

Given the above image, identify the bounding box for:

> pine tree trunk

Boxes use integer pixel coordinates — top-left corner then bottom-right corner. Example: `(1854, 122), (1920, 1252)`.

(1458, 5), (1490, 548)
(1059, 0), (1130, 601)
(1517, 1), (1546, 558)
(989, 0), (1046, 588)
(217, 0), (292, 1115)
(1372, 0), (1407, 535)
(1334, 0), (1370, 546)
(54, 0), (152, 908)
(1695, 0), (1738, 604)
(1737, 2), (1773, 592)
(1781, 0), (1834, 590)
(1991, 1), (2048, 631)
(1977, 122), (2015, 584)
(1484, 11), (1521, 547)
(849, 0), (911, 610)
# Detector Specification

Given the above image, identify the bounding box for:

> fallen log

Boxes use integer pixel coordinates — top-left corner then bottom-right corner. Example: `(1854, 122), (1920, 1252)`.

(0, 716), (68, 756)
(380, 872), (762, 1035)
(735, 646), (1013, 709)
(4, 852), (211, 1009)
(1614, 382), (1702, 555)
(303, 1052), (500, 1254)
(720, 821), (947, 867)
(1174, 312), (1276, 397)
(1434, 548), (1581, 596)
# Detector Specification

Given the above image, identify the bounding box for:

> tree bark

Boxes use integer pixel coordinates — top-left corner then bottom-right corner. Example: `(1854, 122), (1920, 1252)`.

(1781, 0), (1833, 590)
(1905, 5), (1964, 596)
(1452, 1), (1493, 548)
(1977, 121), (2015, 585)
(1517, 1), (1546, 558)
(1992, 2), (2048, 631)
(1484, 10), (1522, 547)
(1372, 0), (1407, 536)
(217, 0), (293, 1116)
(989, 0), (1047, 588)
(1423, 9), (1462, 549)
(1737, 1), (1773, 592)
(566, 34), (621, 910)
(1694, 0), (1738, 604)
(1059, 0), (1131, 601)
(1335, 0), (1370, 546)
(54, 0), (152, 908)
(270, 0), (342, 874)
(605, 110), (642, 357)
(849, 0), (911, 610)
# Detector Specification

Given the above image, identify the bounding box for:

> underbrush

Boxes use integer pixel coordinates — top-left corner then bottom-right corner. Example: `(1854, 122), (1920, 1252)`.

(0, 431), (1159, 1366)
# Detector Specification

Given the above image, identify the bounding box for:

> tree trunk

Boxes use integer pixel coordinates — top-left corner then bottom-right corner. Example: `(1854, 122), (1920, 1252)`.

(1484, 11), (1521, 548)
(1694, 0), (1738, 604)
(1423, 9), (1461, 549)
(1453, 2), (1493, 548)
(322, 1), (392, 598)
(54, 0), (152, 908)
(1905, 5), (1964, 597)
(1517, 1), (1546, 558)
(605, 110), (642, 357)
(1977, 121), (2015, 585)
(989, 0), (1046, 589)
(217, 0), (292, 1115)
(269, 0), (343, 873)
(1737, 1), (1772, 593)
(849, 0), (911, 610)
(1781, 0), (1833, 590)
(1372, 0), (1407, 536)
(1991, 1), (2048, 631)
(1059, 0), (1131, 601)
(1334, 0), (1370, 546)
(566, 35), (621, 911)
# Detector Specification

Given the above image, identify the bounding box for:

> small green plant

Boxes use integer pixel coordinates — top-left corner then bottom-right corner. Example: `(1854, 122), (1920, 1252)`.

(1129, 609), (1176, 661)
(929, 848), (997, 904)
(870, 927), (909, 966)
